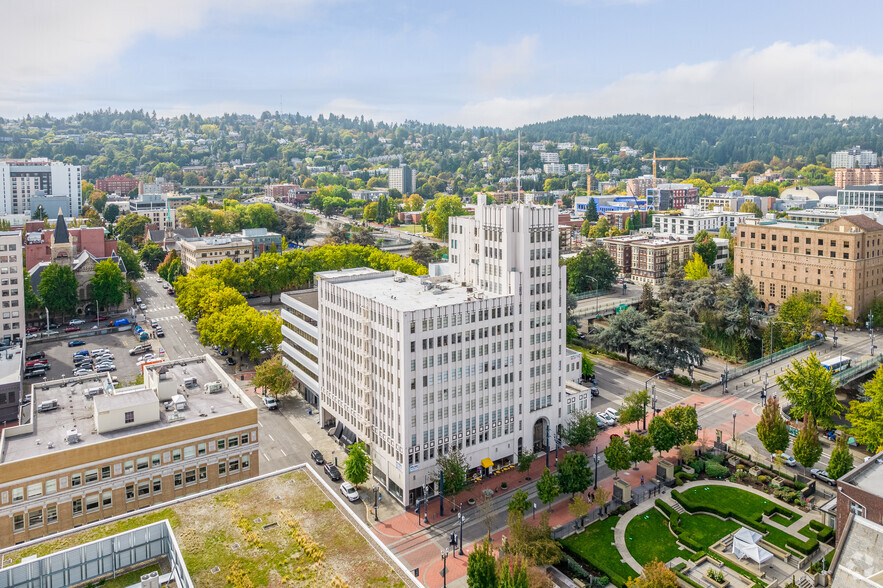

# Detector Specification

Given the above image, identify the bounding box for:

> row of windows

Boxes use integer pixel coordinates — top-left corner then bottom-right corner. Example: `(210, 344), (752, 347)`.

(7, 434), (250, 505)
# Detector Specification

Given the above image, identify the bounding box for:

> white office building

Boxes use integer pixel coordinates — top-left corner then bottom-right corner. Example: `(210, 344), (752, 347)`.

(312, 197), (574, 506)
(0, 159), (82, 216)
(831, 147), (878, 169)
(652, 206), (755, 237)
(0, 231), (24, 342)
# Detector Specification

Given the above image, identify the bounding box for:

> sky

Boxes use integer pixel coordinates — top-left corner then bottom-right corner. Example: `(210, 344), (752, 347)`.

(5, 0), (883, 128)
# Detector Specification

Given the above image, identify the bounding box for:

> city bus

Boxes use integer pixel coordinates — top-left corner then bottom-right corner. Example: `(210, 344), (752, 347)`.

(821, 357), (852, 373)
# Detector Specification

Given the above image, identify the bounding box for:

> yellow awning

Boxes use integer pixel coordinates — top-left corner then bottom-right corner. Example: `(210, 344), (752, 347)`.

(481, 458), (494, 469)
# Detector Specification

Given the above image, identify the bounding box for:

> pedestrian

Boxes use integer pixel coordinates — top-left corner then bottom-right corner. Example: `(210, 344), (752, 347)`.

(641, 475), (644, 485)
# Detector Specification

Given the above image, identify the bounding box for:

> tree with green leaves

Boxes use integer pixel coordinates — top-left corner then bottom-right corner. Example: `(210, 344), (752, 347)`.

(637, 303), (705, 379)
(566, 244), (618, 293)
(657, 264), (688, 303)
(629, 433), (654, 468)
(604, 435), (631, 479)
(103, 203), (120, 223)
(561, 409), (599, 448)
(649, 415), (679, 456)
(581, 354), (594, 379)
(343, 441), (372, 487)
(773, 292), (824, 349)
(536, 467), (560, 511)
(252, 354), (294, 399)
(498, 556), (529, 588)
(639, 282), (657, 316)
(90, 259), (126, 311)
(586, 198), (599, 222)
(792, 415), (823, 471)
(588, 216), (611, 239)
(663, 405), (699, 447)
(719, 272), (761, 358)
(828, 433), (854, 480)
(114, 213), (151, 245)
(24, 268), (42, 314)
(516, 451), (536, 473)
(824, 293), (847, 327)
(594, 308), (648, 362)
(508, 489), (531, 517)
(568, 494), (592, 529)
(425, 195), (466, 240)
(756, 397), (790, 457)
(693, 230), (717, 268)
(38, 264), (78, 320)
(684, 253), (709, 280)
(776, 352), (842, 428)
(619, 389), (651, 426)
(739, 201), (763, 217)
(847, 366), (883, 453)
(627, 559), (678, 588)
(115, 241), (144, 280)
(278, 210), (314, 246)
(157, 250), (181, 284)
(138, 241), (166, 271)
(409, 241), (434, 266)
(508, 511), (562, 565)
(434, 449), (469, 497)
(467, 539), (497, 588)
(580, 218), (592, 238)
(557, 452), (592, 497)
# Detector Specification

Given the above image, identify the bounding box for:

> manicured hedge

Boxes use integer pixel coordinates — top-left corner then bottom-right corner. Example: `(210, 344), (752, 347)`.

(810, 520), (835, 543)
(655, 499), (677, 520)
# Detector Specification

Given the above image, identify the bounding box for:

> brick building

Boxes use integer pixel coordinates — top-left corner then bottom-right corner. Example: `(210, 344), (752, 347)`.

(24, 215), (119, 271)
(831, 452), (883, 545)
(0, 356), (259, 548)
(834, 168), (883, 189)
(734, 215), (883, 320)
(95, 175), (141, 195)
(602, 234), (694, 284)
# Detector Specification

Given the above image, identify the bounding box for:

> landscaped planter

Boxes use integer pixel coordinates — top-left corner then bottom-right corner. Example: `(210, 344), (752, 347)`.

(771, 476), (785, 489)
(705, 572), (729, 588)
(748, 466), (761, 478)
(682, 466), (695, 475)
(468, 498), (476, 505)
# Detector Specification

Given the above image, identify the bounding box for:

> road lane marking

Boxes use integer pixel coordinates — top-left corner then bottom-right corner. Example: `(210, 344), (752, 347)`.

(263, 452), (271, 462)
(267, 434), (275, 442)
(280, 449), (287, 456)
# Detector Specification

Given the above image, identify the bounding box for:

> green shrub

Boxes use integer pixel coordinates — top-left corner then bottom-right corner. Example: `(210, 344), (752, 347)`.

(672, 563), (687, 572)
(706, 462), (729, 478)
(656, 499), (677, 519)
(689, 550), (707, 562)
(709, 453), (726, 464)
(757, 475), (770, 484)
(677, 572), (704, 588)
(690, 459), (706, 473)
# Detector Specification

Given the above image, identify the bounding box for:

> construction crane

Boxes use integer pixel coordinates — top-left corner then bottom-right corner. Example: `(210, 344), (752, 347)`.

(640, 151), (688, 180)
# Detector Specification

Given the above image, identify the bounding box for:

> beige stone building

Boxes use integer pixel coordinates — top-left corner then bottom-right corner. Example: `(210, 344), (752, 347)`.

(179, 236), (254, 273)
(602, 234), (694, 284)
(734, 215), (883, 321)
(0, 356), (259, 548)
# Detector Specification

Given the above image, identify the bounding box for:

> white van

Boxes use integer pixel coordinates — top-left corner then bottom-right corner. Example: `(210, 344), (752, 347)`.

(204, 382), (223, 394)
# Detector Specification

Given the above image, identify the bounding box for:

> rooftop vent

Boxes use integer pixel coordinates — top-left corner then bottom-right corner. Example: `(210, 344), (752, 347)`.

(66, 429), (80, 445)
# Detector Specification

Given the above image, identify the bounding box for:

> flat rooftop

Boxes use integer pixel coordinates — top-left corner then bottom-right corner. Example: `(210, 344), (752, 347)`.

(319, 269), (508, 311)
(0, 346), (22, 387)
(843, 453), (883, 496)
(2, 358), (249, 464)
(284, 288), (319, 310)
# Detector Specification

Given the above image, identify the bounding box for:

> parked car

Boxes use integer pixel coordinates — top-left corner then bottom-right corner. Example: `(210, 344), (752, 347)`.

(778, 453), (798, 467)
(156, 277), (163, 282)
(26, 326), (40, 333)
(136, 297), (142, 303)
(310, 450), (325, 464)
(73, 350), (90, 357)
(226, 357), (236, 366)
(69, 319), (85, 325)
(26, 352), (46, 361)
(67, 340), (86, 347)
(262, 396), (278, 410)
(596, 412), (615, 427)
(139, 304), (147, 310)
(26, 360), (48, 368)
(92, 316), (108, 322)
(595, 416), (608, 429)
(156, 328), (165, 337)
(811, 468), (837, 486)
(26, 333), (39, 340)
(96, 364), (116, 373)
(604, 408), (620, 421)
(324, 463), (342, 481)
(340, 482), (360, 502)
(139, 354), (155, 362)
(64, 326), (80, 332)
(150, 319), (159, 328)
(73, 368), (92, 376)
(590, 386), (600, 397)
(44, 330), (59, 336)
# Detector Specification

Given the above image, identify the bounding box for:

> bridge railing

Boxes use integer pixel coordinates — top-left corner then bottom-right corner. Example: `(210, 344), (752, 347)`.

(699, 339), (823, 391)
(833, 354), (883, 384)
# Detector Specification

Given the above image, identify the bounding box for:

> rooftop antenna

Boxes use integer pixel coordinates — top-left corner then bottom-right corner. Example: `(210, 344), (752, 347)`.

(517, 130), (522, 203)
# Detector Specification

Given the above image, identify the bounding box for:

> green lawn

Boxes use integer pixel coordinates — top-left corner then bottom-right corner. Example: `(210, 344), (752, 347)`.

(674, 486), (798, 522)
(770, 512), (796, 527)
(624, 508), (691, 565)
(560, 515), (638, 586)
(398, 224), (427, 234)
(677, 513), (741, 549)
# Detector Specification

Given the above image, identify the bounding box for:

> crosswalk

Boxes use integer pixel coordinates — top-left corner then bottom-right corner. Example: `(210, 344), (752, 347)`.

(149, 314), (186, 322)
(145, 305), (179, 313)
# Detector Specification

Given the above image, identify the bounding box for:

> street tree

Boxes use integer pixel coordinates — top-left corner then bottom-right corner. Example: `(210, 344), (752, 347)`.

(343, 441), (372, 487)
(627, 559), (678, 588)
(684, 253), (709, 280)
(638, 304), (705, 379)
(693, 230), (717, 268)
(434, 449), (469, 497)
(566, 244), (619, 294)
(594, 308), (648, 362)
(115, 241), (144, 280)
(103, 203), (120, 223)
(568, 495), (592, 529)
(619, 389), (651, 426)
(648, 415), (679, 456)
(508, 489), (531, 517)
(536, 467), (560, 511)
(249, 252), (291, 302)
(90, 259), (126, 311)
(592, 487), (610, 513)
(467, 540), (497, 588)
(792, 414), (823, 471)
(252, 354), (294, 399)
(824, 294), (847, 327)
(774, 292), (825, 348)
(38, 264), (78, 320)
(516, 451), (536, 473)
(629, 433), (654, 468)
(508, 511), (562, 566)
(560, 410), (599, 448)
(114, 213), (151, 245)
(639, 282), (657, 316)
(847, 366), (883, 452)
(157, 250), (181, 284)
(138, 241), (166, 272)
(756, 397), (790, 457)
(663, 405), (699, 446)
(776, 352), (842, 428)
(557, 452), (592, 497)
(604, 435), (631, 479)
(425, 195), (466, 240)
(827, 434), (854, 480)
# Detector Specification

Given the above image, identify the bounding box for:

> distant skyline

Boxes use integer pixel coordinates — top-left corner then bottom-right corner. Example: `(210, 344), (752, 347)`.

(6, 0), (883, 128)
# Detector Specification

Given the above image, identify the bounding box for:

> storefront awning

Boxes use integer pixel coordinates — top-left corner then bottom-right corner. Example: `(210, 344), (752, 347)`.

(341, 428), (357, 446)
(481, 458), (494, 469)
(333, 422), (343, 439)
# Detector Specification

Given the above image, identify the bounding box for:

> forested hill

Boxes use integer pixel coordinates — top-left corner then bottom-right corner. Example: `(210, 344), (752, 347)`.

(518, 115), (883, 166)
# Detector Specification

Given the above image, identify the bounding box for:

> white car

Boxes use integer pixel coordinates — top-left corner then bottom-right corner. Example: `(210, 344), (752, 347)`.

(339, 482), (360, 502)
(596, 412), (615, 427)
(138, 354), (155, 362)
(139, 304), (147, 310)
(69, 319), (85, 326)
(26, 333), (39, 340)
(604, 408), (620, 422)
(135, 297), (142, 303)
(777, 453), (798, 467)
(73, 368), (92, 376)
(156, 277), (163, 282)
(96, 364), (116, 373)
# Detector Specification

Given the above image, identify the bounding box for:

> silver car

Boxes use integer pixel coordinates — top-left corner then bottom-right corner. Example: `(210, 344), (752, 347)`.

(339, 482), (360, 502)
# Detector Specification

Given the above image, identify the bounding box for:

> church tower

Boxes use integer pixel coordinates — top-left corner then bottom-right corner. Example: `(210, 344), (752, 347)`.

(50, 209), (74, 267)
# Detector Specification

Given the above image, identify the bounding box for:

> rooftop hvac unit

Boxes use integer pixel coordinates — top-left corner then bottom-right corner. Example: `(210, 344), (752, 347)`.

(66, 429), (80, 444)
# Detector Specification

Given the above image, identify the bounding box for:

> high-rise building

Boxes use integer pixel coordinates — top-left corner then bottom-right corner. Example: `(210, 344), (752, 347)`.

(0, 159), (82, 215)
(831, 147), (878, 169)
(0, 231), (25, 343)
(834, 167), (883, 188)
(314, 197), (571, 506)
(389, 165), (416, 195)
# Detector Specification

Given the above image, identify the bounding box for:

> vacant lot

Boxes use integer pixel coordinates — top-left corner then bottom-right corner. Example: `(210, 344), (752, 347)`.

(6, 470), (407, 587)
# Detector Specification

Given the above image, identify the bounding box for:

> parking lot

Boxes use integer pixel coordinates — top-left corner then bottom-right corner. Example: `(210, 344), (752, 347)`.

(25, 326), (163, 390)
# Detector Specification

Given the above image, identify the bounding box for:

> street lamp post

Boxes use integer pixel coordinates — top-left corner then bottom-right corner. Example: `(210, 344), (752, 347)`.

(644, 371), (667, 429)
(593, 446), (599, 490)
(732, 410), (738, 441)
(458, 505), (465, 556)
(545, 424), (550, 468)
(373, 486), (379, 522)
(441, 548), (449, 588)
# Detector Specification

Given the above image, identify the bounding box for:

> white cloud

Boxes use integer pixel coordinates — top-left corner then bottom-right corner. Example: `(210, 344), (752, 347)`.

(468, 35), (539, 96)
(447, 41), (883, 127)
(317, 98), (408, 123)
(2, 0), (322, 90)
